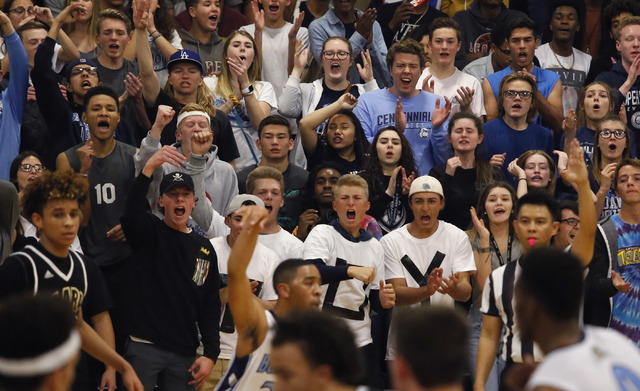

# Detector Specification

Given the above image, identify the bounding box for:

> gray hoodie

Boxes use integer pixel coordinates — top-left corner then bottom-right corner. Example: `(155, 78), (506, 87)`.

(178, 29), (224, 76)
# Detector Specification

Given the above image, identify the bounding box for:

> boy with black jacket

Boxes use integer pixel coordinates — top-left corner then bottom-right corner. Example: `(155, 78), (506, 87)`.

(121, 148), (221, 390)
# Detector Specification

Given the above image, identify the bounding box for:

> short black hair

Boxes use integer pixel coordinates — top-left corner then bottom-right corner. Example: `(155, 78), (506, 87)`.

(272, 310), (364, 385)
(490, 23), (509, 47)
(515, 191), (561, 222)
(518, 247), (584, 320)
(549, 0), (585, 26)
(83, 86), (120, 113)
(603, 0), (640, 33)
(507, 17), (537, 39)
(273, 259), (311, 293)
(258, 115), (292, 138)
(558, 200), (579, 216)
(392, 307), (468, 388)
(0, 294), (77, 391)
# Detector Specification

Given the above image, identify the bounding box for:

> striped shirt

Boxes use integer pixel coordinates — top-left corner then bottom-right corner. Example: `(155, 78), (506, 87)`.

(480, 259), (544, 363)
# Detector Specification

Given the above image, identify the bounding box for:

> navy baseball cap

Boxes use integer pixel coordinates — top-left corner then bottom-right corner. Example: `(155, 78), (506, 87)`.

(160, 172), (195, 195)
(167, 49), (204, 74)
(66, 58), (99, 79)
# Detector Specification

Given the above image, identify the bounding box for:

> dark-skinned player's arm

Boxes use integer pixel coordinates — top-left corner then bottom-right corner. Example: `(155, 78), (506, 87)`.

(227, 205), (271, 357)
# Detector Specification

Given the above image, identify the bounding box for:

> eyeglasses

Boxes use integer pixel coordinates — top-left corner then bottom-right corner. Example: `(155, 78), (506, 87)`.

(8, 6), (33, 15)
(503, 90), (532, 100)
(70, 66), (98, 77)
(496, 46), (511, 56)
(322, 51), (350, 60)
(560, 218), (580, 227)
(19, 163), (46, 173)
(599, 129), (626, 139)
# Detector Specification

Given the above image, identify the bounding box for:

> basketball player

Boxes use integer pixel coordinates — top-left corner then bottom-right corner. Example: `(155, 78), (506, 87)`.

(0, 169), (142, 390)
(214, 205), (323, 390)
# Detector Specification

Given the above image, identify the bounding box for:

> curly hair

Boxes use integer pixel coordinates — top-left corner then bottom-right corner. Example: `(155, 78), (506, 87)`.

(362, 126), (417, 189)
(386, 38), (427, 71)
(21, 170), (89, 218)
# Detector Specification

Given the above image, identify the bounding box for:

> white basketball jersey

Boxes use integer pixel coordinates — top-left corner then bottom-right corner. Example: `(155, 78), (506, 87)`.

(214, 310), (276, 391)
(525, 326), (640, 391)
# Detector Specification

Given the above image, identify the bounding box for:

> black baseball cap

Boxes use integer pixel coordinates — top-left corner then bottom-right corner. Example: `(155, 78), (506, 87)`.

(159, 172), (195, 194)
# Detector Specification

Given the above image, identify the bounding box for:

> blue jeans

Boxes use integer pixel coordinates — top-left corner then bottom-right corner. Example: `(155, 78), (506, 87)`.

(468, 307), (505, 391)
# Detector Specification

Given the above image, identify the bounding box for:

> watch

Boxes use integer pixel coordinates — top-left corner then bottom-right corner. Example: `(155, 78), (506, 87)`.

(241, 85), (255, 97)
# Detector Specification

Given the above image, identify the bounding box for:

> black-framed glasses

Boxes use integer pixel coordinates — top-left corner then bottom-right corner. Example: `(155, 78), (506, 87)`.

(70, 66), (98, 77)
(496, 46), (511, 56)
(560, 218), (580, 227)
(19, 163), (46, 173)
(9, 6), (33, 15)
(322, 50), (350, 60)
(599, 129), (626, 139)
(503, 90), (532, 100)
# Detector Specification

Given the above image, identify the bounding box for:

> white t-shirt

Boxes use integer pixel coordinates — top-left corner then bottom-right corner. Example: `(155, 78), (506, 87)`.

(210, 236), (279, 360)
(205, 77), (278, 171)
(302, 224), (385, 348)
(240, 23), (309, 99)
(525, 327), (640, 391)
(416, 68), (486, 117)
(258, 228), (303, 262)
(382, 222), (476, 307)
(535, 43), (591, 115)
(382, 222), (476, 359)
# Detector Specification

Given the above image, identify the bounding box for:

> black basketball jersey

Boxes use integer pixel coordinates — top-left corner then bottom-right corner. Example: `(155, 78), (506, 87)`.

(10, 244), (88, 316)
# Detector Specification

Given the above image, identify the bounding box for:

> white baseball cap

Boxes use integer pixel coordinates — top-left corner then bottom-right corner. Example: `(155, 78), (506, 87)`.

(409, 176), (444, 198)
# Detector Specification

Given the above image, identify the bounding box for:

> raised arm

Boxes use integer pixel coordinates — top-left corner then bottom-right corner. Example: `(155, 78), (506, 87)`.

(561, 138), (596, 267)
(133, 0), (161, 106)
(33, 6), (80, 61)
(278, 40), (306, 118)
(298, 92), (358, 155)
(534, 79), (564, 134)
(227, 205), (270, 357)
(145, 0), (179, 59)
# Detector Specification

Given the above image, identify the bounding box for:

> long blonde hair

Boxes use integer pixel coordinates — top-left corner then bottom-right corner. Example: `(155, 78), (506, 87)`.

(216, 30), (262, 99)
(62, 0), (101, 46)
(163, 77), (217, 118)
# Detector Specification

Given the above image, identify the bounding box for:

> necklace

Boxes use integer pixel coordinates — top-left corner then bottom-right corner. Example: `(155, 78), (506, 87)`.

(551, 44), (575, 70)
(583, 8), (602, 55)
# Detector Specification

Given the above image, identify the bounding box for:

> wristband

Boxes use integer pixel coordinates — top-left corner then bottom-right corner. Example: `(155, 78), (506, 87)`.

(477, 247), (491, 253)
(149, 29), (158, 36)
(151, 33), (162, 42)
(241, 84), (255, 97)
(518, 178), (527, 182)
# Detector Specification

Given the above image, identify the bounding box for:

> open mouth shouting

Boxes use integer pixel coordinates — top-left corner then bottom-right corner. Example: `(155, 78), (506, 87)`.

(493, 207), (506, 217)
(97, 120), (110, 133)
(330, 62), (341, 71)
(268, 3), (280, 14)
(108, 44), (120, 54)
(209, 13), (218, 25)
(608, 143), (618, 153)
(517, 51), (528, 63)
(346, 209), (356, 221)
(265, 204), (273, 213)
(81, 79), (93, 90)
(174, 206), (186, 218)
(400, 77), (412, 89)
